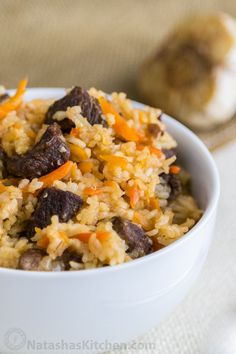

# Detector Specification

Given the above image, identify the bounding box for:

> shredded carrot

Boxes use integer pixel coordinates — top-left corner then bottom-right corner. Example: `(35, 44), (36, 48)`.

(96, 231), (110, 242)
(100, 155), (128, 169)
(74, 231), (110, 243)
(169, 165), (181, 174)
(73, 232), (92, 243)
(84, 187), (103, 196)
(58, 231), (69, 245)
(129, 184), (140, 209)
(0, 78), (28, 119)
(69, 144), (88, 161)
(148, 197), (160, 211)
(39, 161), (73, 187)
(26, 129), (36, 139)
(136, 143), (163, 158)
(0, 182), (7, 193)
(78, 161), (93, 174)
(37, 235), (49, 249)
(104, 180), (117, 188)
(98, 97), (141, 142)
(149, 146), (163, 158)
(70, 128), (80, 137)
(136, 143), (146, 151)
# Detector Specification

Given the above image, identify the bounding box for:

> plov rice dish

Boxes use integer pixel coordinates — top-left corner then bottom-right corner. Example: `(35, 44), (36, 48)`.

(0, 80), (201, 271)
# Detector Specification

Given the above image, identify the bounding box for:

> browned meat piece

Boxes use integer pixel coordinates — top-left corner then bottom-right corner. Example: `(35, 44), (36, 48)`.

(28, 187), (83, 236)
(0, 146), (7, 178)
(18, 249), (45, 271)
(112, 217), (153, 259)
(160, 173), (182, 200)
(45, 86), (107, 131)
(0, 146), (6, 161)
(162, 148), (176, 159)
(58, 250), (82, 270)
(0, 93), (9, 103)
(5, 123), (70, 179)
(147, 123), (162, 137)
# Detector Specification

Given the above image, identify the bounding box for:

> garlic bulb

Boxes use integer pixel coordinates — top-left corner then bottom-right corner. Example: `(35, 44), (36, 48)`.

(138, 13), (236, 130)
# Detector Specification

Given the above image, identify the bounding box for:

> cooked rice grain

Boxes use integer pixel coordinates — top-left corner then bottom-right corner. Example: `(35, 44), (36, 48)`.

(0, 87), (202, 271)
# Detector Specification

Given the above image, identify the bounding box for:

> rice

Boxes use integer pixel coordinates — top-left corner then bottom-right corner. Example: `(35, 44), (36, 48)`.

(0, 85), (202, 271)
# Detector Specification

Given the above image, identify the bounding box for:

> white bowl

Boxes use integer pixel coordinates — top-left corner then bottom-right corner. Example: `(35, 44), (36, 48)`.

(0, 89), (220, 354)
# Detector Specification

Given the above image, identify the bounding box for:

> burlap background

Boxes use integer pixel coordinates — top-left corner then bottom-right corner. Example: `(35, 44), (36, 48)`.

(1, 2), (236, 354)
(1, 0), (236, 149)
(0, 0), (236, 97)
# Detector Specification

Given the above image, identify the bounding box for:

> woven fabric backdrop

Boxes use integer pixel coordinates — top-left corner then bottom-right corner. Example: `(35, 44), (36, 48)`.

(1, 0), (236, 98)
(1, 1), (236, 354)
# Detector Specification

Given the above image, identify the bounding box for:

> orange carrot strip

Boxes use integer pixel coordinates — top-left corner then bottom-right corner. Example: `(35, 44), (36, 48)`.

(99, 97), (141, 142)
(78, 161), (93, 174)
(0, 78), (28, 119)
(136, 143), (146, 151)
(73, 231), (110, 243)
(104, 180), (117, 188)
(70, 128), (80, 137)
(37, 235), (49, 249)
(73, 232), (92, 243)
(100, 155), (128, 169)
(84, 187), (103, 196)
(39, 161), (73, 187)
(169, 165), (181, 174)
(26, 129), (36, 139)
(148, 197), (160, 211)
(69, 144), (88, 161)
(0, 182), (7, 193)
(129, 184), (140, 209)
(58, 231), (69, 245)
(96, 231), (110, 242)
(149, 146), (163, 158)
(136, 143), (163, 158)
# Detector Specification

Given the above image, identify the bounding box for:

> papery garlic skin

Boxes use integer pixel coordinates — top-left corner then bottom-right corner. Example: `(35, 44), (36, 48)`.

(139, 13), (236, 130)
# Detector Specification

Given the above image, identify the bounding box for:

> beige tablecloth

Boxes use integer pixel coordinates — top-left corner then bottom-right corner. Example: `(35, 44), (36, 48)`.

(1, 1), (236, 353)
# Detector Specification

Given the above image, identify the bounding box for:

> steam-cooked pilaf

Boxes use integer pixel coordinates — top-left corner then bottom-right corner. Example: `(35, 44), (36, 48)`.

(0, 80), (201, 271)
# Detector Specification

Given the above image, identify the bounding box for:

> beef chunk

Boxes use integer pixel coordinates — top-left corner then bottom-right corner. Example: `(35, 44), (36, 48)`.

(0, 146), (7, 178)
(45, 86), (107, 131)
(112, 217), (153, 259)
(18, 249), (45, 271)
(160, 173), (182, 200)
(28, 187), (83, 236)
(162, 148), (176, 159)
(5, 123), (70, 179)
(0, 93), (9, 103)
(147, 123), (162, 137)
(58, 250), (82, 270)
(0, 146), (6, 161)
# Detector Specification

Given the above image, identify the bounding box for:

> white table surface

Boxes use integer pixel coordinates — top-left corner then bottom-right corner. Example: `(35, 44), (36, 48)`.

(108, 140), (236, 354)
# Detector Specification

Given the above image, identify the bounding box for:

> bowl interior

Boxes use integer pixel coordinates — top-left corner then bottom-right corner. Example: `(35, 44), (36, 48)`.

(0, 87), (220, 278)
(12, 87), (219, 211)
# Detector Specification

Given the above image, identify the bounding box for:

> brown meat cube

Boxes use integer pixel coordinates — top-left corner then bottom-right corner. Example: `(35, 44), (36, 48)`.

(45, 86), (107, 131)
(112, 217), (153, 259)
(5, 123), (70, 179)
